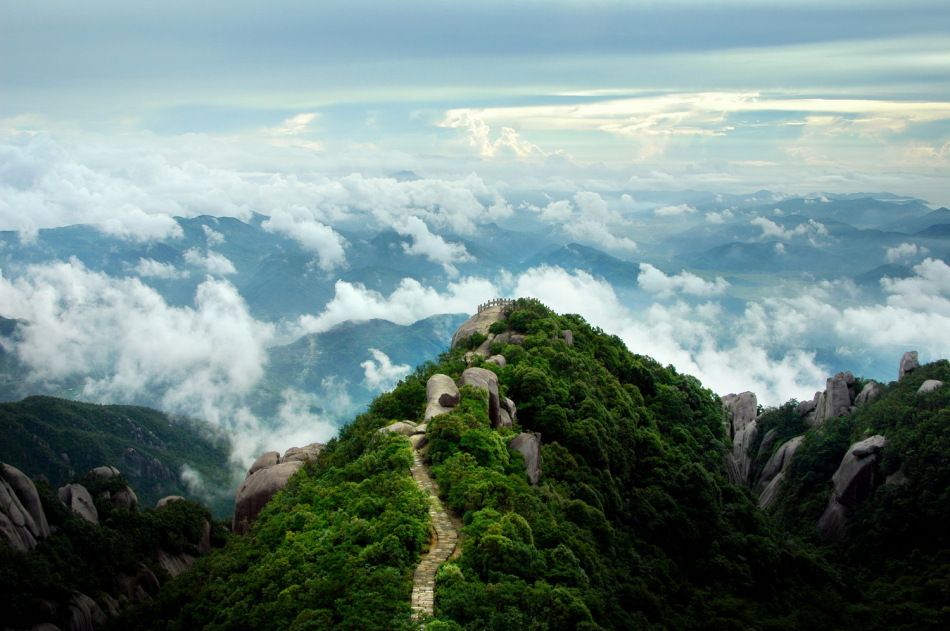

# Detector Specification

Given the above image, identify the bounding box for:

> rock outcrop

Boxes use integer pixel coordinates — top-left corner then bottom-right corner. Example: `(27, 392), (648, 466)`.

(58, 483), (99, 525)
(425, 373), (461, 421)
(509, 433), (542, 485)
(451, 304), (507, 348)
(722, 392), (758, 486)
(460, 367), (501, 427)
(854, 381), (883, 407)
(755, 436), (805, 509)
(899, 350), (919, 380)
(918, 379), (945, 394)
(817, 435), (886, 542)
(808, 371), (857, 427)
(233, 443), (325, 534)
(0, 463), (52, 552)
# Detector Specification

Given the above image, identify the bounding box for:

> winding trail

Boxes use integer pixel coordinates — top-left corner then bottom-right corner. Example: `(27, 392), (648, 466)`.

(409, 448), (458, 619)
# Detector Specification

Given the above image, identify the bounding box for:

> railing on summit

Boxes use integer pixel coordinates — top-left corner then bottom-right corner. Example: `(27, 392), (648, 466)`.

(477, 298), (514, 313)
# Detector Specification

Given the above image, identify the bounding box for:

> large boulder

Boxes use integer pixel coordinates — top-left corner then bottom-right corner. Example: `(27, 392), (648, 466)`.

(248, 451), (280, 475)
(899, 350), (919, 380)
(2, 463), (51, 540)
(425, 373), (460, 421)
(509, 433), (542, 485)
(918, 379), (945, 394)
(233, 461), (303, 534)
(281, 443), (324, 463)
(451, 305), (507, 348)
(755, 435), (804, 495)
(460, 367), (501, 427)
(57, 483), (99, 525)
(67, 592), (106, 631)
(817, 435), (886, 541)
(723, 392), (758, 486)
(810, 372), (856, 427)
(377, 420), (422, 437)
(1, 467), (49, 552)
(854, 381), (883, 407)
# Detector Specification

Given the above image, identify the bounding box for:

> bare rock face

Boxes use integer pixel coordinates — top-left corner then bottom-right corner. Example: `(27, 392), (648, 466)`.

(561, 330), (574, 346)
(509, 433), (542, 485)
(899, 350), (920, 380)
(818, 435), (886, 542)
(460, 367), (501, 427)
(854, 381), (883, 407)
(155, 495), (186, 509)
(377, 420), (422, 436)
(810, 372), (856, 427)
(723, 392), (758, 486)
(451, 305), (507, 348)
(233, 461), (303, 534)
(795, 398), (818, 417)
(918, 379), (945, 394)
(486, 354), (507, 368)
(156, 548), (196, 578)
(281, 443), (324, 463)
(58, 483), (99, 525)
(755, 436), (805, 496)
(248, 451), (280, 475)
(425, 373), (461, 421)
(492, 331), (526, 346)
(1, 463), (51, 544)
(67, 592), (106, 631)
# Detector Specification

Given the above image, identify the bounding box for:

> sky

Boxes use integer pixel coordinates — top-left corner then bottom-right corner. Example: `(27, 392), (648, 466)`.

(2, 1), (950, 463)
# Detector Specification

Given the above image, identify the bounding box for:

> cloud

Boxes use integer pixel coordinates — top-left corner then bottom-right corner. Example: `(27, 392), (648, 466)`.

(0, 259), (275, 427)
(881, 258), (950, 316)
(441, 111), (556, 160)
(654, 203), (697, 217)
(886, 242), (929, 263)
(637, 263), (730, 298)
(751, 216), (829, 242)
(183, 248), (237, 275)
(202, 224), (225, 246)
(134, 258), (189, 279)
(706, 208), (734, 223)
(361, 349), (411, 392)
(261, 208), (348, 271)
(393, 215), (473, 275)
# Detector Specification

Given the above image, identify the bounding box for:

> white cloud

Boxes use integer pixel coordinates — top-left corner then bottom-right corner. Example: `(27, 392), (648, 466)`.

(706, 208), (734, 224)
(654, 203), (697, 217)
(882, 258), (950, 316)
(134, 258), (189, 279)
(261, 208), (348, 271)
(886, 242), (929, 263)
(183, 248), (237, 275)
(202, 224), (225, 246)
(361, 349), (411, 392)
(637, 263), (730, 298)
(751, 216), (829, 242)
(393, 215), (473, 275)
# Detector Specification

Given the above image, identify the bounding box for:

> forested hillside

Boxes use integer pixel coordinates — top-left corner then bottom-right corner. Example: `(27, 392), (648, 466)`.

(0, 396), (234, 515)
(111, 298), (897, 631)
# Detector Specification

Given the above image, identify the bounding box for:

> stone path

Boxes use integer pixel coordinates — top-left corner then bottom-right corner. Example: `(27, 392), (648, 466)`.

(409, 448), (458, 620)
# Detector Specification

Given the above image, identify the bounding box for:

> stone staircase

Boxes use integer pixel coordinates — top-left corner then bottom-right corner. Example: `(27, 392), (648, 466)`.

(409, 448), (458, 620)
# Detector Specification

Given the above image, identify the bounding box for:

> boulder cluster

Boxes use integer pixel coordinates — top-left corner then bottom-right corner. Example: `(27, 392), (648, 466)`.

(0, 461), (211, 631)
(233, 442), (324, 534)
(724, 350), (945, 541)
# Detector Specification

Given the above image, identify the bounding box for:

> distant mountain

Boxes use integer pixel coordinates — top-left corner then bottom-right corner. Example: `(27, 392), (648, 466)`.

(769, 197), (931, 228)
(852, 263), (914, 288)
(523, 242), (641, 286)
(0, 396), (234, 516)
(878, 207), (950, 234)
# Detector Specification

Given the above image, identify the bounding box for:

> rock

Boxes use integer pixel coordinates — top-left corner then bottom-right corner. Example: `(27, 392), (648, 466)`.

(497, 408), (513, 428)
(460, 367), (501, 427)
(451, 305), (507, 348)
(561, 330), (574, 346)
(409, 433), (429, 449)
(509, 433), (542, 485)
(232, 461), (303, 534)
(817, 435), (886, 541)
(486, 354), (507, 367)
(795, 397), (818, 417)
(758, 471), (785, 510)
(809, 372), (856, 427)
(885, 467), (911, 487)
(425, 373), (460, 421)
(728, 422), (758, 486)
(31, 623), (62, 631)
(493, 331), (526, 346)
(918, 379), (944, 394)
(156, 495), (186, 509)
(90, 465), (121, 478)
(502, 397), (517, 422)
(110, 486), (138, 511)
(67, 592), (106, 631)
(135, 563), (161, 596)
(377, 421), (419, 436)
(755, 436), (804, 495)
(899, 350), (919, 380)
(854, 381), (883, 407)
(2, 463), (51, 540)
(722, 392), (757, 439)
(248, 451), (279, 476)
(280, 443), (324, 463)
(57, 483), (99, 525)
(156, 548), (196, 578)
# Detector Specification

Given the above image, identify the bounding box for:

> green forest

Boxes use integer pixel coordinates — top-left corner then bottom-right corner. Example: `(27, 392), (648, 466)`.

(4, 299), (949, 630)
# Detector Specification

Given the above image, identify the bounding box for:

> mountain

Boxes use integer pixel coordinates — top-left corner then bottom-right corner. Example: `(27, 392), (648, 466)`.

(879, 207), (950, 234)
(522, 242), (641, 286)
(0, 396), (234, 516)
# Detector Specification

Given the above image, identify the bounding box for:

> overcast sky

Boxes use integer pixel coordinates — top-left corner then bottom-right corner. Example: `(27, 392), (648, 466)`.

(2, 0), (949, 201)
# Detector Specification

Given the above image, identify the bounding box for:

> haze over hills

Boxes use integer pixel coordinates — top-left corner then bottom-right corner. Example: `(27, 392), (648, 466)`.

(1, 185), (949, 465)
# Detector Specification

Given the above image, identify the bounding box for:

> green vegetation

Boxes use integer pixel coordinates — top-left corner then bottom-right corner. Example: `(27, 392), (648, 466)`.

(0, 469), (223, 630)
(120, 299), (867, 630)
(0, 396), (234, 516)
